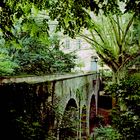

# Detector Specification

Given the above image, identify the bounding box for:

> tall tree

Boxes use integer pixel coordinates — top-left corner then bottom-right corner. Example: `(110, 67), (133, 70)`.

(49, 0), (140, 38)
(0, 0), (140, 38)
(81, 13), (140, 82)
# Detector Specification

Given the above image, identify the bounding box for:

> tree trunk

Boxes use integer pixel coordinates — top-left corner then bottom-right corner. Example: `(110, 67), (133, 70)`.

(112, 67), (127, 84)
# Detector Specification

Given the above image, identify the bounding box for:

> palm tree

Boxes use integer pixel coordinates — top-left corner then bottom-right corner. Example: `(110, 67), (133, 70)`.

(81, 13), (140, 82)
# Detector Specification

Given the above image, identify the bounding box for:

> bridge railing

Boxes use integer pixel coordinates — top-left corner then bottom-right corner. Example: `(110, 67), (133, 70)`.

(0, 72), (98, 84)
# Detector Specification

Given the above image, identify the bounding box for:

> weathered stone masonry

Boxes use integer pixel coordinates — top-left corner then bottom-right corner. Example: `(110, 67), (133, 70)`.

(0, 73), (99, 139)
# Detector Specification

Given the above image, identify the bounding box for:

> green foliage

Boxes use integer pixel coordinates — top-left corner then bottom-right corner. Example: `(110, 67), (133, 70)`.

(16, 116), (45, 140)
(125, 16), (140, 70)
(106, 74), (140, 139)
(14, 16), (76, 75)
(93, 125), (122, 140)
(0, 0), (50, 39)
(111, 107), (140, 140)
(0, 13), (76, 76)
(100, 69), (113, 78)
(1, 0), (140, 39)
(59, 106), (79, 140)
(132, 16), (140, 47)
(49, 0), (140, 38)
(82, 13), (140, 83)
(14, 35), (76, 75)
(0, 48), (18, 76)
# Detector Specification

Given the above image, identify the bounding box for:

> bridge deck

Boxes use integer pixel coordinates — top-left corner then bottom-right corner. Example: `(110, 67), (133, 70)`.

(0, 72), (96, 84)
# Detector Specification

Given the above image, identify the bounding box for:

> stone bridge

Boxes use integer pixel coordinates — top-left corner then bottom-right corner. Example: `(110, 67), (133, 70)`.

(0, 72), (100, 140)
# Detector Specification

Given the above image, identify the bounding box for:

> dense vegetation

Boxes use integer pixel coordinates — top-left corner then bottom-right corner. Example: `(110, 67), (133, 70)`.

(0, 10), (76, 76)
(1, 0), (140, 77)
(81, 13), (140, 82)
(107, 73), (140, 139)
(49, 0), (140, 38)
(0, 0), (140, 140)
(94, 125), (122, 140)
(1, 0), (140, 38)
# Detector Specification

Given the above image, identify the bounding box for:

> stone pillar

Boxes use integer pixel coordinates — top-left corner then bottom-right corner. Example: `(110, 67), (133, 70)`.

(90, 56), (98, 72)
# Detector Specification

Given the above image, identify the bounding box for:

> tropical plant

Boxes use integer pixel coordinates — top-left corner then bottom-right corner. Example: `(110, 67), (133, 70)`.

(81, 13), (140, 82)
(126, 16), (140, 70)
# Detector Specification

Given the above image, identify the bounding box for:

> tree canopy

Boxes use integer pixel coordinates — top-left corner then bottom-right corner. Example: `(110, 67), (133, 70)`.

(0, 10), (76, 76)
(1, 0), (140, 38)
(49, 0), (140, 37)
(81, 13), (140, 82)
(0, 0), (140, 77)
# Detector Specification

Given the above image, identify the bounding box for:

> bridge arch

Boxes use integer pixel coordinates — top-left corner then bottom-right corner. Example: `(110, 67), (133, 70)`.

(59, 98), (79, 140)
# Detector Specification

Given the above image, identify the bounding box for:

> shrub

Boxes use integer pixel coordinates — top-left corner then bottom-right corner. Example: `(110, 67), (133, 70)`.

(0, 51), (18, 76)
(93, 125), (122, 140)
(107, 73), (140, 139)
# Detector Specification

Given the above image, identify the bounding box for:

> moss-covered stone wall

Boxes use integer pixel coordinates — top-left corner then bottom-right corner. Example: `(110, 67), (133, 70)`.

(0, 73), (98, 139)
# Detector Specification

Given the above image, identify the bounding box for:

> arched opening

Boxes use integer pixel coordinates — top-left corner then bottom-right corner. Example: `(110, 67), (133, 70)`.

(59, 98), (78, 140)
(81, 105), (87, 139)
(89, 94), (96, 134)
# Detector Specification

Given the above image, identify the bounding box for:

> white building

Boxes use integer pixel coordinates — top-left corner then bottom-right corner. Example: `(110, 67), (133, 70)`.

(35, 10), (110, 73)
(61, 36), (98, 72)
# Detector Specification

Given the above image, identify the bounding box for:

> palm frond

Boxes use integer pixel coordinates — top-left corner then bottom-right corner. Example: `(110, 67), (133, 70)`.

(109, 15), (121, 49)
(121, 14), (135, 46)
